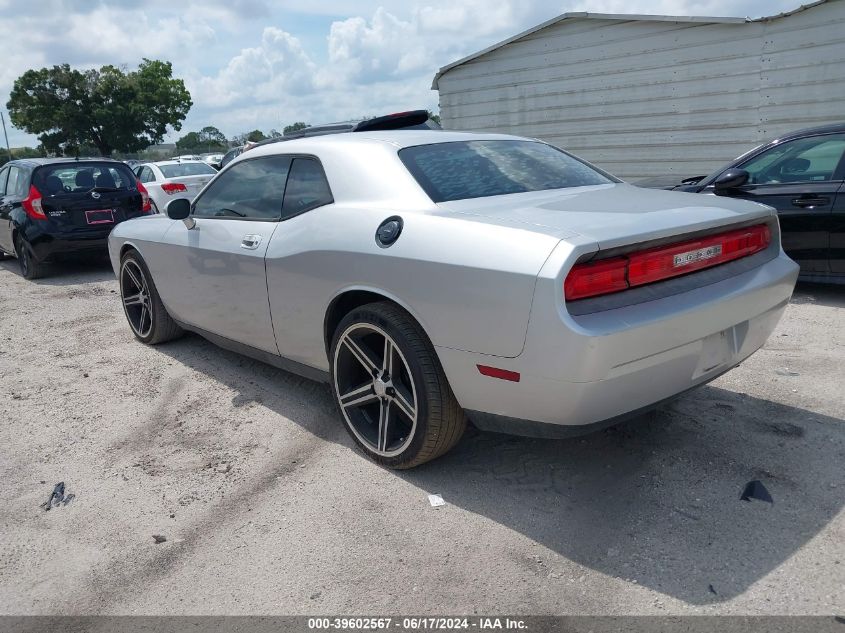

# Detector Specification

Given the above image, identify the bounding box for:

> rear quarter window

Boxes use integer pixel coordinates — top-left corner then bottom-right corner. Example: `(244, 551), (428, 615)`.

(399, 140), (614, 203)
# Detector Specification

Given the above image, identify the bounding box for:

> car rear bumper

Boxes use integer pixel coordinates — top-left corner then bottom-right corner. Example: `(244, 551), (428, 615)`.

(436, 251), (799, 434)
(29, 232), (111, 262)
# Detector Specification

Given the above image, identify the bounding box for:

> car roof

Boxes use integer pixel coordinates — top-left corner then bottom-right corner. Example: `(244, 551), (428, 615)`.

(150, 160), (212, 167)
(4, 156), (124, 168)
(770, 121), (845, 142)
(246, 130), (530, 157)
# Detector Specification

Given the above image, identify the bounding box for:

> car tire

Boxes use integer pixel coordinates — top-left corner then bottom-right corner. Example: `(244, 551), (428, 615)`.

(330, 301), (466, 469)
(15, 236), (46, 280)
(119, 250), (183, 345)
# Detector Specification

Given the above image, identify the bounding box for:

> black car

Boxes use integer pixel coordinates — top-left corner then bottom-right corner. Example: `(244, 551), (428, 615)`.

(640, 122), (845, 284)
(0, 158), (152, 279)
(219, 110), (442, 169)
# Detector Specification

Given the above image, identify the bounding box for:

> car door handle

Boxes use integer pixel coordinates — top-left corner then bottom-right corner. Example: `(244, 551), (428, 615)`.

(240, 234), (262, 250)
(791, 197), (829, 208)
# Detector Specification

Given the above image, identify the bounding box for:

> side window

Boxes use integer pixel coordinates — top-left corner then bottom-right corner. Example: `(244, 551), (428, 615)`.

(6, 167), (27, 197)
(0, 167), (8, 196)
(139, 167), (155, 183)
(192, 155), (291, 220)
(741, 134), (845, 185)
(281, 158), (333, 219)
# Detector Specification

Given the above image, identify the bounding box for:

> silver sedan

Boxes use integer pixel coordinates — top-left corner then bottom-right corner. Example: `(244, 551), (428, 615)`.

(108, 131), (799, 468)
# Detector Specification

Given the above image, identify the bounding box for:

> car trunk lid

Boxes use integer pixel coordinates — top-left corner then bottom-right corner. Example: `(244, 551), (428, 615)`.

(435, 183), (775, 250)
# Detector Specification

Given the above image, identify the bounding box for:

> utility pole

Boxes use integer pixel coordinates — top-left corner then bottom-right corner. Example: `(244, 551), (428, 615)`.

(0, 112), (11, 160)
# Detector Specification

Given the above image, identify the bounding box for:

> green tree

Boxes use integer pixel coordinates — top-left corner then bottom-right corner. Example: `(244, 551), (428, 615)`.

(197, 125), (227, 149)
(283, 122), (309, 135)
(0, 146), (44, 167)
(175, 131), (201, 152)
(427, 110), (441, 126)
(7, 59), (192, 156)
(246, 129), (266, 143)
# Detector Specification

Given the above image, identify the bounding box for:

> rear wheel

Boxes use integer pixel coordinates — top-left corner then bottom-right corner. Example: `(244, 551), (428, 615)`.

(119, 251), (182, 344)
(330, 302), (466, 469)
(15, 236), (46, 280)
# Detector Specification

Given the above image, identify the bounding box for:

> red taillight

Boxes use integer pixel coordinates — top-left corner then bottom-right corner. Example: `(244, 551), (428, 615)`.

(563, 256), (628, 301)
(564, 224), (771, 301)
(136, 180), (152, 213)
(477, 365), (521, 382)
(628, 224), (771, 287)
(161, 182), (187, 195)
(21, 185), (47, 220)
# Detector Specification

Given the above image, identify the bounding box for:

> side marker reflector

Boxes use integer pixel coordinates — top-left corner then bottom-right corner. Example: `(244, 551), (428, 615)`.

(477, 365), (521, 382)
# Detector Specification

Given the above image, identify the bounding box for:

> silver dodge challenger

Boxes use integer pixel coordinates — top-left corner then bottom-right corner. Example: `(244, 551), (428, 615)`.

(108, 131), (799, 468)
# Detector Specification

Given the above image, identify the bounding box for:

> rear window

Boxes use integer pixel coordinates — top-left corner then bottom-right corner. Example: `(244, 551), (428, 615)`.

(33, 163), (135, 195)
(159, 162), (217, 178)
(398, 140), (615, 203)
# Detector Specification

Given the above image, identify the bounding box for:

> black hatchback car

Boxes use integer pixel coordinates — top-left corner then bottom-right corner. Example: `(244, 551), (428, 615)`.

(640, 123), (845, 284)
(0, 158), (152, 279)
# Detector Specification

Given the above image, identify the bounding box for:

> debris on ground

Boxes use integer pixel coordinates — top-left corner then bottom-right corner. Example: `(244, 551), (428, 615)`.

(740, 480), (774, 504)
(428, 493), (445, 508)
(40, 482), (74, 511)
(152, 535), (167, 544)
(708, 584), (718, 595)
(775, 369), (799, 376)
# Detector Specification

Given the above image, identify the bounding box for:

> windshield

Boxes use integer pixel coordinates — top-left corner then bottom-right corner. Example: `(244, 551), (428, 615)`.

(398, 140), (616, 203)
(159, 162), (217, 178)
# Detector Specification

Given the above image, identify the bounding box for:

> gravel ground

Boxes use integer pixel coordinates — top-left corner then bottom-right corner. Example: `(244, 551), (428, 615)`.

(0, 258), (842, 615)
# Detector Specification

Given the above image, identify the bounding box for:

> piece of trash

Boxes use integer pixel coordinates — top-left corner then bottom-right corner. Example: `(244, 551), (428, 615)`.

(428, 493), (445, 508)
(216, 463), (231, 474)
(83, 373), (89, 378)
(309, 591), (322, 600)
(708, 584), (717, 595)
(428, 494), (446, 507)
(775, 369), (799, 376)
(740, 480), (773, 504)
(41, 482), (73, 511)
(152, 535), (167, 544)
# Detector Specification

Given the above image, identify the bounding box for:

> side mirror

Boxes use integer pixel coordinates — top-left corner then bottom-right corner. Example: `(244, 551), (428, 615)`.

(713, 168), (749, 193)
(166, 198), (195, 229)
(166, 198), (191, 220)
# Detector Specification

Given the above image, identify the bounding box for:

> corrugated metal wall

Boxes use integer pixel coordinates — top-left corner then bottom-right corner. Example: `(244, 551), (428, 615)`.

(436, 1), (845, 182)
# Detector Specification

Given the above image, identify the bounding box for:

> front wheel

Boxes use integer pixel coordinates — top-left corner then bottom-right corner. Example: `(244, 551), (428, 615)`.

(330, 302), (466, 469)
(119, 251), (183, 344)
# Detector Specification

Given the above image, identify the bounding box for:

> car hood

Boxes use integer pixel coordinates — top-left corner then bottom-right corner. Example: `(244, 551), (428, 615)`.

(435, 183), (775, 250)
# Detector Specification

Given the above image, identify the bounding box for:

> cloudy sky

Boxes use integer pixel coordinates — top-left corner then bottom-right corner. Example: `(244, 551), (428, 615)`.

(0, 0), (803, 148)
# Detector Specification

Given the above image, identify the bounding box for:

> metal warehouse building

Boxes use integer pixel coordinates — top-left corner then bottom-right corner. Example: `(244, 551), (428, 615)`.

(431, 0), (845, 182)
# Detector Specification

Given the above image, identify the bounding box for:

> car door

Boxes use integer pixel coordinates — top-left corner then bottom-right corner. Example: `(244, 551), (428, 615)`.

(150, 155), (291, 355)
(711, 133), (845, 273)
(0, 165), (12, 253)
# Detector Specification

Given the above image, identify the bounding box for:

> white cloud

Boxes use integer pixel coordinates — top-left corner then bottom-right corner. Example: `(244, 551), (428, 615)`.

(192, 27), (317, 109)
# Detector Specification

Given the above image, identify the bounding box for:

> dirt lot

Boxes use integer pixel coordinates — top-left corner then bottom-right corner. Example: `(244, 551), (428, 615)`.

(0, 258), (843, 615)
